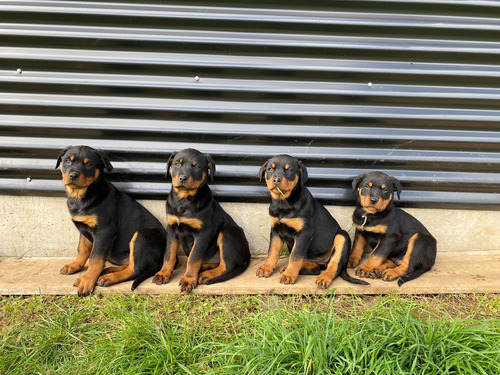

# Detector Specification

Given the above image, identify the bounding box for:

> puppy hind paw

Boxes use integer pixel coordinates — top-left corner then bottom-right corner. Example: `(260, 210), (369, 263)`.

(347, 256), (360, 268)
(60, 263), (83, 275)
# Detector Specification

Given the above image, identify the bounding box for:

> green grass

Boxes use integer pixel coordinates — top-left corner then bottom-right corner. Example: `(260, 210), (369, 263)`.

(0, 294), (499, 374)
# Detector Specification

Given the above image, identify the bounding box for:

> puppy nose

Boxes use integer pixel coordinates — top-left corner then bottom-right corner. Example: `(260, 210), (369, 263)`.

(69, 171), (80, 180)
(178, 175), (188, 183)
(370, 197), (378, 204)
(273, 177), (282, 185)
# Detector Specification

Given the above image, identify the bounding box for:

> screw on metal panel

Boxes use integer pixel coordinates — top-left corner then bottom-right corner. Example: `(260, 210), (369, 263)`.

(368, 82), (373, 87)
(26, 177), (32, 182)
(194, 76), (200, 82)
(16, 68), (22, 74)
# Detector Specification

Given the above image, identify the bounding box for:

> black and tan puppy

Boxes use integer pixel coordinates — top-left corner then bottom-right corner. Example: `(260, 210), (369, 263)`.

(152, 148), (250, 294)
(56, 145), (166, 296)
(349, 171), (437, 286)
(256, 154), (368, 288)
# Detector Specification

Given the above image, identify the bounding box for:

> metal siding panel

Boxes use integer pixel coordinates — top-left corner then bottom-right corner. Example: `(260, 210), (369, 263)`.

(0, 0), (499, 208)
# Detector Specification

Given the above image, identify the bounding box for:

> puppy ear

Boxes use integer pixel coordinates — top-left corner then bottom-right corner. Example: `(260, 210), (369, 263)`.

(95, 149), (113, 172)
(55, 146), (71, 169)
(259, 160), (269, 183)
(298, 160), (308, 184)
(352, 173), (367, 192)
(390, 176), (403, 200)
(166, 151), (177, 178)
(205, 154), (216, 182)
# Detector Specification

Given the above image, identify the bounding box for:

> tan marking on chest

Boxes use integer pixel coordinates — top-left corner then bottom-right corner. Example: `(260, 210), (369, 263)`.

(72, 214), (97, 228)
(167, 214), (203, 230)
(271, 216), (305, 232)
(355, 224), (387, 234)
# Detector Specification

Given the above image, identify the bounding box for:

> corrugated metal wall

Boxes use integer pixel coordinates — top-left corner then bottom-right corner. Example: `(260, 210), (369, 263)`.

(1, 0), (499, 209)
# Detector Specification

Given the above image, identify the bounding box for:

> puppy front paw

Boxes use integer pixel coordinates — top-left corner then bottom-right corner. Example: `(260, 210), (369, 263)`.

(316, 274), (333, 289)
(73, 276), (95, 297)
(179, 275), (197, 294)
(152, 270), (172, 285)
(279, 271), (298, 285)
(256, 264), (274, 278)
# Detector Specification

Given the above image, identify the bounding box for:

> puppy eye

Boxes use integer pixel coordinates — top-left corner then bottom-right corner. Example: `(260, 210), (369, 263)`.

(174, 161), (181, 167)
(85, 162), (93, 168)
(195, 164), (201, 169)
(364, 184), (371, 189)
(268, 167), (275, 172)
(64, 158), (72, 165)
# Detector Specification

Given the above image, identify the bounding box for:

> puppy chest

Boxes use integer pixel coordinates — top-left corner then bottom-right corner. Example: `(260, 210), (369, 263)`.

(167, 214), (203, 233)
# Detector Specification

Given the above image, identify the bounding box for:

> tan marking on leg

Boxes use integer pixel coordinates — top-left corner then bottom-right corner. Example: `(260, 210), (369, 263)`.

(97, 232), (137, 287)
(61, 235), (92, 275)
(152, 237), (180, 284)
(256, 236), (284, 278)
(316, 234), (345, 289)
(300, 261), (320, 273)
(382, 234), (418, 281)
(356, 254), (385, 278)
(348, 233), (366, 268)
(74, 257), (106, 296)
(279, 252), (303, 285)
(179, 255), (202, 294)
(378, 258), (397, 271)
(200, 263), (219, 271)
(199, 232), (227, 284)
(100, 265), (128, 275)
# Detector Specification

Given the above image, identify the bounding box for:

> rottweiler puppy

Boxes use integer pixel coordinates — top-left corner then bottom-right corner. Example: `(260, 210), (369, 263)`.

(349, 171), (437, 286)
(256, 154), (368, 288)
(152, 148), (250, 294)
(56, 145), (166, 296)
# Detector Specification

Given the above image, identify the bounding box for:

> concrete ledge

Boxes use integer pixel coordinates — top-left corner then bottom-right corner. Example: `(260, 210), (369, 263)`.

(2, 196), (500, 257)
(1, 252), (499, 295)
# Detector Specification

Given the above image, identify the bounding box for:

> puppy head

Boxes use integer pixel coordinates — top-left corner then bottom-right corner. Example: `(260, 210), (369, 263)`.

(259, 154), (308, 200)
(56, 145), (112, 199)
(352, 171), (402, 214)
(167, 148), (215, 199)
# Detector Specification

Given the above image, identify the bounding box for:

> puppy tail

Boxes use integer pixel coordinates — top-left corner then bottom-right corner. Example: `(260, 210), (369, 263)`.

(204, 262), (249, 285)
(340, 269), (370, 286)
(131, 270), (157, 291)
(397, 268), (428, 286)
